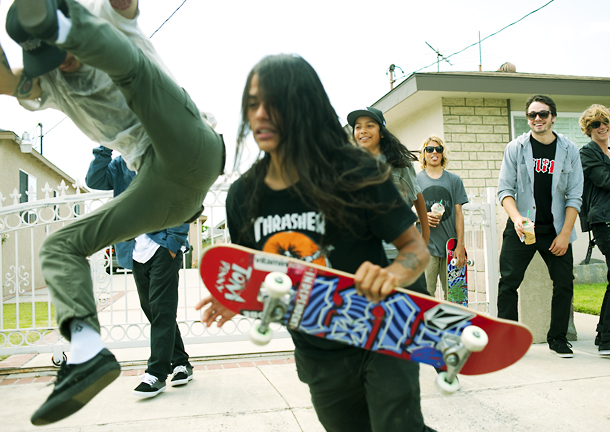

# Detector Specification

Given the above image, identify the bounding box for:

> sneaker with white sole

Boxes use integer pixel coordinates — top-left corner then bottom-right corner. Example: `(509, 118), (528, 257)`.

(170, 364), (193, 387)
(30, 348), (120, 425)
(599, 342), (610, 356)
(549, 339), (573, 358)
(133, 373), (166, 398)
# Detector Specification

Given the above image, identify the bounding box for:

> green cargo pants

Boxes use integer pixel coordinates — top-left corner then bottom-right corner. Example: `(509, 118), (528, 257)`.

(39, 0), (225, 339)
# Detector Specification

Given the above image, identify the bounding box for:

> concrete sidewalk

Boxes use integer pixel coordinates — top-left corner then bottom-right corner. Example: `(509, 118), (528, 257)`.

(1, 313), (609, 432)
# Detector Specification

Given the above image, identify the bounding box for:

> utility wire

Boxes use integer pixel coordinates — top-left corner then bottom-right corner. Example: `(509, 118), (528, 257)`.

(43, 0), (189, 137)
(149, 0), (188, 39)
(410, 0), (555, 75)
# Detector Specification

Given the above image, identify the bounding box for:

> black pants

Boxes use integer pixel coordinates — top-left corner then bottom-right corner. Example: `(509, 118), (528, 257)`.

(497, 220), (574, 342)
(295, 349), (435, 432)
(591, 223), (610, 343)
(132, 247), (190, 381)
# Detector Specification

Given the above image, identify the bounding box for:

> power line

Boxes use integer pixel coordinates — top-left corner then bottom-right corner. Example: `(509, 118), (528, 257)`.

(149, 0), (188, 39)
(409, 0), (555, 75)
(43, 1), (189, 137)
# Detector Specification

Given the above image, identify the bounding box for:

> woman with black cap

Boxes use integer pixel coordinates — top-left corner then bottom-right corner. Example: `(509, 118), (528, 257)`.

(348, 106), (430, 295)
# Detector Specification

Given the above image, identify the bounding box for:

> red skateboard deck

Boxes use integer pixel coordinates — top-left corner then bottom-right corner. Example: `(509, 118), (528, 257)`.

(200, 244), (532, 376)
(446, 238), (469, 307)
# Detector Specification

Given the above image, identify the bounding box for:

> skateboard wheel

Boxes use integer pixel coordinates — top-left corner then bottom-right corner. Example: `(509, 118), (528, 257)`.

(263, 272), (292, 298)
(249, 321), (273, 346)
(461, 326), (488, 352)
(450, 258), (457, 266)
(436, 371), (460, 394)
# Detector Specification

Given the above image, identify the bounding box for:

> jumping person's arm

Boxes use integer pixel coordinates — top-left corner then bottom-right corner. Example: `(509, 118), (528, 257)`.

(0, 43), (42, 99)
(109, 0), (139, 19)
(85, 146), (116, 190)
(354, 225), (430, 303)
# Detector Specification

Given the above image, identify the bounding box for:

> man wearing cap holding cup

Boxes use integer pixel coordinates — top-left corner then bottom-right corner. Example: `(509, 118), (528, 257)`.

(497, 95), (583, 358)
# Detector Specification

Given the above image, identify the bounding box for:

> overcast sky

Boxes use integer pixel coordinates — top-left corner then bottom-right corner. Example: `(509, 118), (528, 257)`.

(1, 0), (609, 186)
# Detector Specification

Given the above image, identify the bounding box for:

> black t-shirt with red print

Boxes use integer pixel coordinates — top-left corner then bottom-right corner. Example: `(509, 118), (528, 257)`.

(531, 134), (557, 233)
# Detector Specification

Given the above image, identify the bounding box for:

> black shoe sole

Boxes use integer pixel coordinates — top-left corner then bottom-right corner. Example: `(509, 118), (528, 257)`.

(31, 360), (120, 426)
(132, 385), (167, 398)
(170, 375), (193, 387)
(16, 0), (58, 40)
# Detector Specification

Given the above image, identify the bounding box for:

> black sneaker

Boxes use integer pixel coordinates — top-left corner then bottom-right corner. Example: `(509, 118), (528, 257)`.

(599, 342), (610, 356)
(30, 348), (120, 426)
(549, 339), (574, 358)
(170, 364), (193, 387)
(133, 373), (166, 398)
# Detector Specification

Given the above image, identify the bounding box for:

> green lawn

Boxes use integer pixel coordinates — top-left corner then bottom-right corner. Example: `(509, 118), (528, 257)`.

(1, 302), (57, 345)
(574, 283), (606, 316)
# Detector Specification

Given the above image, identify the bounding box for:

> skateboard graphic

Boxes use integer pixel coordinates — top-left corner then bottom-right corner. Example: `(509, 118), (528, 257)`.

(200, 244), (532, 393)
(446, 238), (473, 307)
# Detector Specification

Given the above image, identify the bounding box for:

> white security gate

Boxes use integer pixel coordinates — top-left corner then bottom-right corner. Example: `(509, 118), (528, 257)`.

(461, 187), (499, 316)
(1, 178), (498, 361)
(0, 176), (286, 362)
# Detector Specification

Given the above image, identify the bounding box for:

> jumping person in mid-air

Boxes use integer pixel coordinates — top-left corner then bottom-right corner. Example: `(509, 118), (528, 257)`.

(3, 0), (224, 424)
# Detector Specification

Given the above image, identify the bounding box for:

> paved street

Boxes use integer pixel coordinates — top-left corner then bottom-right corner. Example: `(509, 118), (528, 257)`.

(1, 313), (609, 432)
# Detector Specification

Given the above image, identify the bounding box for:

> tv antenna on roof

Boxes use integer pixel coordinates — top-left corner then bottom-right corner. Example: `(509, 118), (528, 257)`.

(386, 64), (404, 91)
(425, 42), (452, 72)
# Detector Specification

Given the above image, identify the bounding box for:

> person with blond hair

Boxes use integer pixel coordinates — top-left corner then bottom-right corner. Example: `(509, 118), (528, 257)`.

(416, 136), (468, 299)
(579, 104), (610, 356)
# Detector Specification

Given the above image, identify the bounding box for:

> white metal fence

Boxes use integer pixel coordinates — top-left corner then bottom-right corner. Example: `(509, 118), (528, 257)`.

(461, 187), (499, 316)
(0, 178), (498, 362)
(0, 176), (286, 363)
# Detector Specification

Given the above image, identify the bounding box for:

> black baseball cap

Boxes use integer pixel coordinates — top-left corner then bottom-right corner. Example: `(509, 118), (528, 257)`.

(5, 3), (67, 77)
(347, 106), (386, 128)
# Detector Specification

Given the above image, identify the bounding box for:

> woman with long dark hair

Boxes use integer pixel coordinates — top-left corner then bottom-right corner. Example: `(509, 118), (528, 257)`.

(197, 54), (434, 432)
(348, 107), (430, 295)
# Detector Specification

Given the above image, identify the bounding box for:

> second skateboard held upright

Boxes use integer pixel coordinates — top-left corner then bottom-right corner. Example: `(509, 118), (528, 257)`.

(446, 238), (473, 307)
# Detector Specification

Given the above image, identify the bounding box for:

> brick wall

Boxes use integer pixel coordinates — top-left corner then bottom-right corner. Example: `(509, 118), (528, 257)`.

(442, 98), (510, 194)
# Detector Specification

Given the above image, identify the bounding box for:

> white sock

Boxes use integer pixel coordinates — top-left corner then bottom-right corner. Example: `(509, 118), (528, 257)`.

(55, 10), (72, 44)
(67, 319), (104, 364)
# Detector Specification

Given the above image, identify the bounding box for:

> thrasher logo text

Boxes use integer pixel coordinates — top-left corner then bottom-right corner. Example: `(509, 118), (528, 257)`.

(253, 212), (325, 242)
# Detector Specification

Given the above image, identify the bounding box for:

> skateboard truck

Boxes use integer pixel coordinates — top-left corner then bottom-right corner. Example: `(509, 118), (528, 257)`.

(249, 272), (293, 345)
(435, 326), (488, 394)
(450, 258), (474, 267)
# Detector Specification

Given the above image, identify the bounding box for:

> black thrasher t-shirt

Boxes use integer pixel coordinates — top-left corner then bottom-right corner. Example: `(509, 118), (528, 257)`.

(531, 134), (557, 234)
(226, 173), (417, 358)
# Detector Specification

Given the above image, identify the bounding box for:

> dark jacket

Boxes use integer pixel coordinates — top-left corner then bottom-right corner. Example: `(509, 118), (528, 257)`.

(579, 140), (610, 232)
(85, 146), (190, 269)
